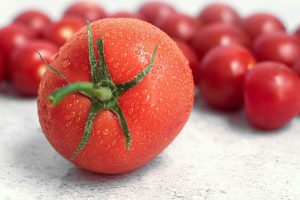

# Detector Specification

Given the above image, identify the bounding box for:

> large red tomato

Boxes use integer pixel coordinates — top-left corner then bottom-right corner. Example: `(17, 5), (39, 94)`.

(38, 19), (194, 174)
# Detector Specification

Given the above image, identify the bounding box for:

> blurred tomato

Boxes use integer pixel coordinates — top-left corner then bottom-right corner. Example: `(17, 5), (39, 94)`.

(64, 2), (106, 22)
(159, 13), (200, 42)
(13, 10), (52, 38)
(9, 40), (58, 96)
(192, 23), (250, 58)
(43, 17), (85, 46)
(175, 40), (200, 84)
(0, 52), (4, 82)
(198, 3), (241, 25)
(242, 13), (285, 39)
(110, 12), (146, 20)
(138, 2), (176, 26)
(253, 32), (300, 66)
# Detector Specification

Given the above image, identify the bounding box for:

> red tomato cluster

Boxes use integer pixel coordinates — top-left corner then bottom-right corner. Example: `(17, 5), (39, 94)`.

(1, 2), (300, 131)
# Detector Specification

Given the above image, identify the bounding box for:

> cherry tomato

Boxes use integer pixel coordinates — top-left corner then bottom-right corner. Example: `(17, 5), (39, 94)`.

(175, 40), (200, 85)
(159, 13), (200, 42)
(0, 24), (34, 76)
(198, 3), (241, 25)
(64, 2), (106, 22)
(43, 17), (85, 46)
(138, 2), (176, 26)
(253, 32), (300, 67)
(38, 19), (194, 174)
(13, 10), (52, 38)
(192, 23), (250, 58)
(110, 12), (146, 20)
(9, 40), (58, 96)
(244, 62), (300, 129)
(199, 45), (256, 110)
(0, 52), (4, 82)
(242, 13), (285, 39)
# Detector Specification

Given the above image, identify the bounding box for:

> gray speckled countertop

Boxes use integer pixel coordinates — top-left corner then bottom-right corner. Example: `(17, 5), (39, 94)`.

(1, 93), (300, 200)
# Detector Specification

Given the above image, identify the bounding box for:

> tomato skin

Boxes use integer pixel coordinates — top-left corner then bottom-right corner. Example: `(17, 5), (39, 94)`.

(13, 10), (52, 38)
(0, 24), (34, 71)
(138, 2), (176, 26)
(192, 23), (250, 58)
(199, 45), (256, 110)
(242, 13), (285, 39)
(0, 52), (4, 82)
(38, 19), (194, 174)
(43, 17), (85, 46)
(159, 13), (200, 42)
(175, 40), (200, 85)
(198, 3), (241, 25)
(64, 2), (106, 22)
(253, 32), (300, 67)
(244, 62), (300, 129)
(9, 40), (58, 96)
(292, 59), (300, 77)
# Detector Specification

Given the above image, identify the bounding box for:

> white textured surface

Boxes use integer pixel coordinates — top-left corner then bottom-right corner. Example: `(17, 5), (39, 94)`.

(1, 94), (300, 200)
(1, 0), (300, 199)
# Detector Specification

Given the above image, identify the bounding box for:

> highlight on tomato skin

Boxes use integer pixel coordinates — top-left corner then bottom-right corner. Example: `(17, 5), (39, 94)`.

(9, 40), (58, 96)
(198, 45), (256, 110)
(13, 10), (52, 38)
(37, 18), (194, 174)
(244, 62), (300, 130)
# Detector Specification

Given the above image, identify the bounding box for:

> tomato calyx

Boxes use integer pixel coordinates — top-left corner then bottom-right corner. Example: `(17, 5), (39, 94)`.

(39, 23), (158, 159)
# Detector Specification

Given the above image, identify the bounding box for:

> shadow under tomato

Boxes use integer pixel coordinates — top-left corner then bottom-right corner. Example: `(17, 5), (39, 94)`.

(12, 127), (166, 190)
(0, 81), (36, 99)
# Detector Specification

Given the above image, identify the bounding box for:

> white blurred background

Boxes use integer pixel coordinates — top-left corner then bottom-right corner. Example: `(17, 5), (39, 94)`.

(0, 0), (299, 31)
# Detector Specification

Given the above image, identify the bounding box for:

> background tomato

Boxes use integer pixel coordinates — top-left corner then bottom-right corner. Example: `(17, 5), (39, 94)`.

(198, 3), (241, 25)
(38, 19), (194, 174)
(175, 40), (200, 85)
(110, 11), (145, 20)
(9, 40), (58, 96)
(13, 10), (52, 38)
(242, 13), (286, 39)
(199, 45), (255, 110)
(253, 32), (300, 66)
(0, 24), (34, 75)
(63, 2), (106, 22)
(244, 62), (300, 129)
(42, 17), (85, 46)
(138, 2), (176, 26)
(0, 52), (4, 82)
(192, 23), (250, 58)
(159, 13), (200, 42)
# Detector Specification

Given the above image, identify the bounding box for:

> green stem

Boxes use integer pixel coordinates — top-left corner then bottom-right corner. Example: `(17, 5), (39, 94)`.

(49, 82), (113, 105)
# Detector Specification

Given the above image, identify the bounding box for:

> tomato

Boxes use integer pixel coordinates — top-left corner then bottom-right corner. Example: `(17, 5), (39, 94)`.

(253, 32), (300, 67)
(0, 52), (4, 82)
(198, 3), (241, 25)
(43, 17), (85, 46)
(0, 24), (34, 77)
(159, 13), (200, 42)
(38, 19), (194, 174)
(9, 40), (58, 96)
(13, 10), (52, 38)
(138, 2), (176, 26)
(110, 12), (146, 20)
(242, 13), (285, 39)
(199, 45), (256, 110)
(175, 40), (200, 85)
(244, 62), (300, 129)
(64, 2), (106, 22)
(192, 23), (250, 58)
(295, 26), (300, 39)
(292, 59), (300, 77)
